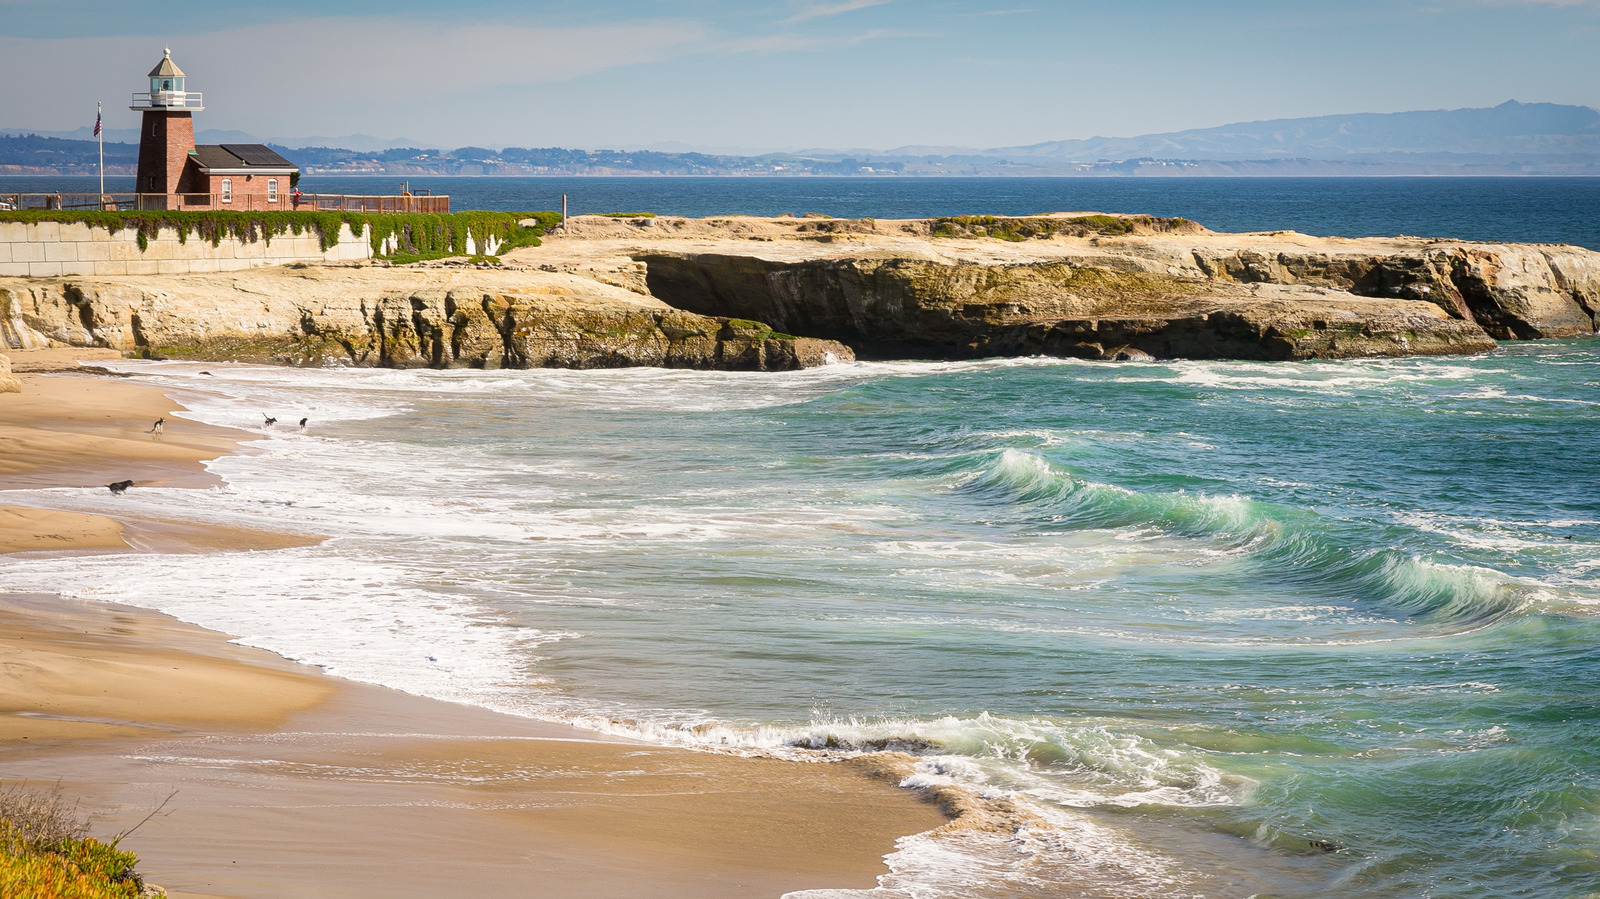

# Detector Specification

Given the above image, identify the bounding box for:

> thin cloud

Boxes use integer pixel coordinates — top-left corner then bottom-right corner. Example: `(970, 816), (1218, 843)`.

(952, 7), (1038, 16)
(0, 17), (707, 134)
(784, 0), (893, 23)
(723, 27), (925, 55)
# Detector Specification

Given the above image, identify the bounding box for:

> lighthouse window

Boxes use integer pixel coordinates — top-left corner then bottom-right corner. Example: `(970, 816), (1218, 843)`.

(267, 179), (279, 202)
(151, 121), (158, 137)
(220, 179), (232, 203)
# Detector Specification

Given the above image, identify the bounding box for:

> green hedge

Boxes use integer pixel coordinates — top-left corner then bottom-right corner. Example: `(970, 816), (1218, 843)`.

(0, 209), (563, 260)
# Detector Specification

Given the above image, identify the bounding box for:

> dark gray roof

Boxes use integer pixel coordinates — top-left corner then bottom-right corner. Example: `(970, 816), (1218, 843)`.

(221, 144), (296, 167)
(192, 144), (298, 171)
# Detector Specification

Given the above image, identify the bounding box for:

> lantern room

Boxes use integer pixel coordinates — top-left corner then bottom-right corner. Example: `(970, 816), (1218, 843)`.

(136, 49), (203, 110)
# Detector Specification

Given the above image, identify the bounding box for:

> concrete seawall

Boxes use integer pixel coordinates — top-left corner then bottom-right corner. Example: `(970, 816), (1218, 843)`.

(0, 221), (372, 277)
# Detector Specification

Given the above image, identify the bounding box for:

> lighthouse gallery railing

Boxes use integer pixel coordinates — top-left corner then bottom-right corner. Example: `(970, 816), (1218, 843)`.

(129, 92), (205, 109)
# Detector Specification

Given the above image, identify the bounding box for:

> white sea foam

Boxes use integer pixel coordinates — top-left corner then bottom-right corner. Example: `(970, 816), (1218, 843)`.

(1, 547), (569, 710)
(785, 801), (1198, 899)
(1169, 358), (1498, 394)
(9, 357), (1595, 897)
(99, 358), (869, 415)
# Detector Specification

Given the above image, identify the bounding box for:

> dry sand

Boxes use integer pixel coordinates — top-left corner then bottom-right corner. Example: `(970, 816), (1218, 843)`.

(0, 360), (948, 898)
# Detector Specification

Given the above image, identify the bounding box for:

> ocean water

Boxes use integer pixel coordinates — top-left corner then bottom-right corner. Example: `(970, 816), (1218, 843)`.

(5, 175), (1600, 250)
(4, 341), (1599, 898)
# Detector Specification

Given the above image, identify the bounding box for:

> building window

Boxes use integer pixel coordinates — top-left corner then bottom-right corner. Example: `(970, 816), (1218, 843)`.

(267, 179), (278, 202)
(151, 121), (158, 137)
(147, 175), (155, 191)
(220, 179), (232, 203)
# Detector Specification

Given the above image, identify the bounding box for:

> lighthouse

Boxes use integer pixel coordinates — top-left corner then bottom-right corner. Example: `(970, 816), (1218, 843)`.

(129, 49), (298, 210)
(131, 49), (203, 206)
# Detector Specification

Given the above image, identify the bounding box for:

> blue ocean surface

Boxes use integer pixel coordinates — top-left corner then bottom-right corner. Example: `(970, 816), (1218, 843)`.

(4, 340), (1597, 898)
(4, 174), (1600, 250)
(3, 175), (1598, 895)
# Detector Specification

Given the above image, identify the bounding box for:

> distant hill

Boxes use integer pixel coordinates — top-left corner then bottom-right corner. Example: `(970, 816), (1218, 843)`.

(986, 101), (1600, 166)
(0, 134), (138, 175)
(3, 102), (1596, 178)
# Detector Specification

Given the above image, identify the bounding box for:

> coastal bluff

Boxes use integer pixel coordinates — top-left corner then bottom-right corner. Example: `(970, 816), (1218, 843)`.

(0, 265), (851, 372)
(2, 212), (1596, 368)
(552, 214), (1597, 361)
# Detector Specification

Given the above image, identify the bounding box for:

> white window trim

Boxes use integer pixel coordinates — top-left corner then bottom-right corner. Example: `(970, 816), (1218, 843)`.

(267, 179), (278, 202)
(220, 179), (233, 203)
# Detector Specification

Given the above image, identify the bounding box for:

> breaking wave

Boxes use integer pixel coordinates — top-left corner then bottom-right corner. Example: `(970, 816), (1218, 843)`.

(961, 448), (1535, 628)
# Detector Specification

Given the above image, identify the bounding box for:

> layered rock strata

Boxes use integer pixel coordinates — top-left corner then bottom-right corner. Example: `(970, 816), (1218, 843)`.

(519, 212), (1597, 361)
(0, 266), (852, 372)
(2, 213), (1595, 369)
(635, 253), (1499, 361)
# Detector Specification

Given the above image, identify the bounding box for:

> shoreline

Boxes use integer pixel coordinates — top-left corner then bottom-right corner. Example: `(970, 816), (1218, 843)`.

(0, 356), (949, 898)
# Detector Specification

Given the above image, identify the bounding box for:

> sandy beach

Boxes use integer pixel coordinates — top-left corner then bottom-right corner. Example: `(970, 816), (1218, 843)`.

(0, 353), (947, 898)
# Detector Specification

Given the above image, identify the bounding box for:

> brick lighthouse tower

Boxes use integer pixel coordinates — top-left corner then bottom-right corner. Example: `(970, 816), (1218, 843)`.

(131, 48), (203, 208)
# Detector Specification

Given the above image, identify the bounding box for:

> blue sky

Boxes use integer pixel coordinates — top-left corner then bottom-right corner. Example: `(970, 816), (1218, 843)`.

(2, 0), (1596, 150)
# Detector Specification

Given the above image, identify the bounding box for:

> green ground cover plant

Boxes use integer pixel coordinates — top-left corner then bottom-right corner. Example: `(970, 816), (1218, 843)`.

(0, 210), (563, 261)
(0, 784), (148, 899)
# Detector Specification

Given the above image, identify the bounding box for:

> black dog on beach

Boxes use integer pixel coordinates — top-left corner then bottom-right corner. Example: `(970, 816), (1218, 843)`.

(107, 480), (134, 495)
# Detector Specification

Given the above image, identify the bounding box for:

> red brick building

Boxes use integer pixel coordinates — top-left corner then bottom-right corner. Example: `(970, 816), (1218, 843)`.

(132, 49), (298, 210)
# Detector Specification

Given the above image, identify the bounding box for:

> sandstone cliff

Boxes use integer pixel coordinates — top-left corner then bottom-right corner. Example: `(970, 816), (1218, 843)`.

(3, 212), (1595, 370)
(552, 214), (1597, 362)
(0, 265), (852, 372)
(633, 252), (1496, 361)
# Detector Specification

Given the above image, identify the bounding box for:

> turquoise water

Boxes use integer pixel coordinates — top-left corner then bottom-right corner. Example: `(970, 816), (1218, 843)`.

(4, 340), (1599, 896)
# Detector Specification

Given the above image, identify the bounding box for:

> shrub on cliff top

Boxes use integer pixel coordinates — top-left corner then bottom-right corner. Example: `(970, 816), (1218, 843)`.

(930, 214), (1194, 241)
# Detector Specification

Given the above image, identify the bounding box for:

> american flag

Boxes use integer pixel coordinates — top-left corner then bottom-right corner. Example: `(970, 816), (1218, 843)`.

(92, 107), (101, 137)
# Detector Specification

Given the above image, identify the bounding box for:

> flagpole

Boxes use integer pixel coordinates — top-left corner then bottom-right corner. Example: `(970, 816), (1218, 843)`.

(97, 102), (104, 200)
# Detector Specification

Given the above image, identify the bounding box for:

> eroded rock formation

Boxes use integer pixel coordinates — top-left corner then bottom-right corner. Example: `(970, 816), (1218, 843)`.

(3, 213), (1595, 369)
(605, 215), (1597, 361)
(634, 252), (1500, 361)
(0, 266), (852, 372)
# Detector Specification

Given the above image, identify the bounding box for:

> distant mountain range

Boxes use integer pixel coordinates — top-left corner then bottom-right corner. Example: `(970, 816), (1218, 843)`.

(3, 102), (1596, 178)
(978, 101), (1600, 165)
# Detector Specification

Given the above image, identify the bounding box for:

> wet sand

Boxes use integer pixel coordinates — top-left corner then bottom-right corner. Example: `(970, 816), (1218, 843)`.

(0, 358), (947, 898)
(0, 352), (321, 553)
(0, 349), (242, 492)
